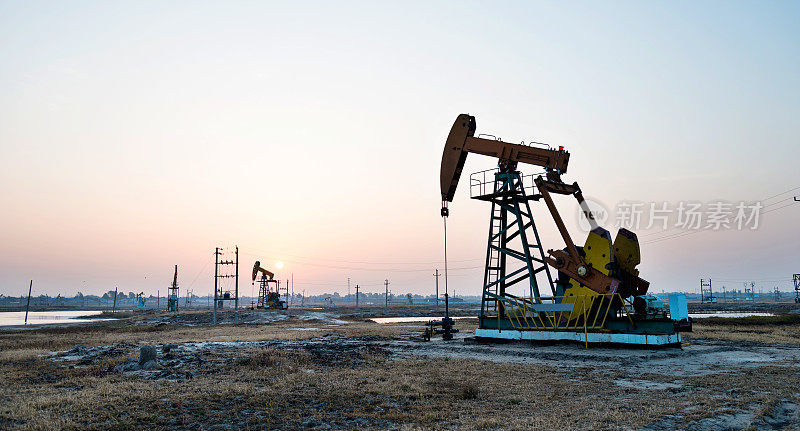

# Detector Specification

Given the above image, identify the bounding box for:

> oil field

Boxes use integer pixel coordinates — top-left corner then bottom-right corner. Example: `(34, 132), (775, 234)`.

(2, 2), (800, 430)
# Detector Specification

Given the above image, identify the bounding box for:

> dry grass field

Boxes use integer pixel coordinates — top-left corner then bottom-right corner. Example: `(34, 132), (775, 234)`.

(1, 308), (799, 430)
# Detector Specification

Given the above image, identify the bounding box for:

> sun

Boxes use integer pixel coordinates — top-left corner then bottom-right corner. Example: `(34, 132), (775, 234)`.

(275, 261), (284, 269)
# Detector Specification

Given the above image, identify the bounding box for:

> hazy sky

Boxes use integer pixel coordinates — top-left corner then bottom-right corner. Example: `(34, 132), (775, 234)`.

(1, 1), (798, 299)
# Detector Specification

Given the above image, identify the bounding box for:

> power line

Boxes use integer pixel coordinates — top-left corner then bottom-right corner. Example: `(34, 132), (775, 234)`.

(280, 252), (484, 266)
(763, 202), (797, 215)
(238, 246), (483, 266)
(762, 185), (800, 202)
(238, 249), (482, 273)
(642, 228), (706, 245)
(639, 195), (796, 240)
(186, 256), (213, 290)
(714, 278), (793, 283)
(633, 186), (799, 241)
(641, 198), (797, 245)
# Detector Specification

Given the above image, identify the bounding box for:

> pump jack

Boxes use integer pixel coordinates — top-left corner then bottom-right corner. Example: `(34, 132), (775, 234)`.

(440, 114), (690, 346)
(252, 261), (287, 309)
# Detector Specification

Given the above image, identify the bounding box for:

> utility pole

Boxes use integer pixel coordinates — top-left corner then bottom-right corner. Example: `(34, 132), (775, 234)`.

(213, 247), (219, 325)
(112, 286), (118, 313)
(434, 269), (440, 312)
(235, 246), (239, 325)
(291, 273), (294, 307)
(355, 284), (360, 308)
(24, 280), (32, 325)
(384, 279), (390, 309)
(212, 246), (238, 324)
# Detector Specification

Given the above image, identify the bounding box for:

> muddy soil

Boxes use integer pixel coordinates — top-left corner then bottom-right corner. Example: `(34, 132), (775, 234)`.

(8, 306), (800, 429)
(48, 329), (800, 381)
(689, 300), (800, 314)
(133, 308), (350, 327)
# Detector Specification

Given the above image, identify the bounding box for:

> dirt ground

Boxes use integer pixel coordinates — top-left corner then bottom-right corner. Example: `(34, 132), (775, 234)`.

(1, 306), (799, 430)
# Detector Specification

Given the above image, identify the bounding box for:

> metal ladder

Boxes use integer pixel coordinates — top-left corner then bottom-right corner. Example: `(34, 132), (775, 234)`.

(483, 202), (504, 314)
(479, 170), (556, 323)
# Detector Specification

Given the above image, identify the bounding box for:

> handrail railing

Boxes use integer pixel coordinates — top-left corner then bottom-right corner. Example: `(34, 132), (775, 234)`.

(469, 169), (540, 199)
(485, 293), (634, 332)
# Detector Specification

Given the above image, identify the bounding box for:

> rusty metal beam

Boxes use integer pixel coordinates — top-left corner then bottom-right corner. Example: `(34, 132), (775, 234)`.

(463, 137), (569, 173)
(440, 114), (569, 203)
(534, 176), (619, 295)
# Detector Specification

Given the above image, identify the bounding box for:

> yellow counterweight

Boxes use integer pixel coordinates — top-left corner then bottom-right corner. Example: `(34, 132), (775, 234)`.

(561, 227), (614, 320)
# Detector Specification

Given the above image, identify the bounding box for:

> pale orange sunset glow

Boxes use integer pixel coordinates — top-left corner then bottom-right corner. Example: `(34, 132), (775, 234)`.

(0, 1), (797, 301)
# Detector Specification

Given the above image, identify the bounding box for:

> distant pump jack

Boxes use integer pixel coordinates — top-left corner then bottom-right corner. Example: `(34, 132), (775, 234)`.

(252, 260), (287, 310)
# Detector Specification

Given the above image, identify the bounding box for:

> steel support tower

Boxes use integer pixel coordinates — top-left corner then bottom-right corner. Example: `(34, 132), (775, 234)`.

(700, 278), (714, 303)
(256, 277), (279, 308)
(474, 163), (555, 323)
(794, 274), (800, 303)
(212, 246), (239, 325)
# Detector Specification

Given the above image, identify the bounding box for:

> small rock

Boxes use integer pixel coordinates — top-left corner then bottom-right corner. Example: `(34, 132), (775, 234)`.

(66, 344), (86, 353)
(141, 359), (158, 370)
(124, 360), (141, 371)
(162, 343), (177, 354)
(140, 345), (157, 365)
